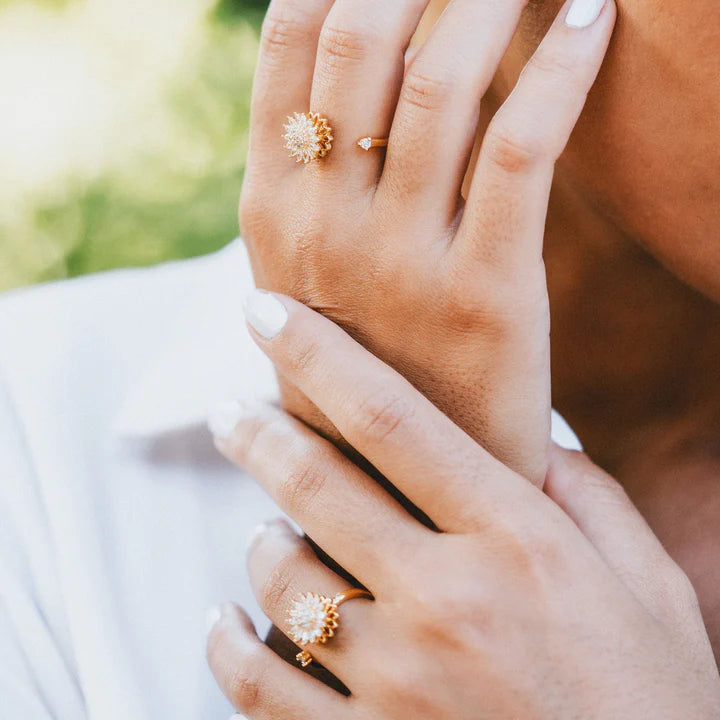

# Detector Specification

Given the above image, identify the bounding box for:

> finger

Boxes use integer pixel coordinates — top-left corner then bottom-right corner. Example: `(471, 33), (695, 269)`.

(308, 0), (430, 187)
(381, 0), (528, 222)
(545, 445), (699, 625)
(206, 602), (353, 718)
(249, 0), (334, 169)
(239, 289), (537, 533)
(246, 520), (375, 679)
(455, 0), (616, 271)
(209, 401), (425, 586)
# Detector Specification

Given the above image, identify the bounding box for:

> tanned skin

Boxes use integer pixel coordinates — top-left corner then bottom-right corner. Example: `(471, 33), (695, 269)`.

(261, 0), (720, 670)
(467, 0), (720, 656)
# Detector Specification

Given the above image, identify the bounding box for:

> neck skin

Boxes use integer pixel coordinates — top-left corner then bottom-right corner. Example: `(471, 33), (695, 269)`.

(545, 170), (720, 657)
(544, 171), (720, 475)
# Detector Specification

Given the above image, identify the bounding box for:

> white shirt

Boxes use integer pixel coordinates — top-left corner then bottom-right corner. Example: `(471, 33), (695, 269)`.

(0, 240), (581, 719)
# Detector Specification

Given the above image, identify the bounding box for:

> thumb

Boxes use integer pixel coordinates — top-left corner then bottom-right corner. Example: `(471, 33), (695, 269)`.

(545, 445), (695, 623)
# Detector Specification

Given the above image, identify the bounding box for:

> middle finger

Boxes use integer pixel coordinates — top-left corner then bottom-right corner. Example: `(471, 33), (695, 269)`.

(309, 0), (431, 188)
(381, 0), (529, 223)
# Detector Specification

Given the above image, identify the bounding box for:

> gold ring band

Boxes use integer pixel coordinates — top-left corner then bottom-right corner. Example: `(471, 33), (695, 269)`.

(288, 588), (373, 667)
(284, 111), (333, 163)
(357, 136), (389, 151)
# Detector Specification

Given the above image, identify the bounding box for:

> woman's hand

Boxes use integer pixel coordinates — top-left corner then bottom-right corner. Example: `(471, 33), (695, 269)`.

(207, 291), (720, 719)
(239, 0), (616, 484)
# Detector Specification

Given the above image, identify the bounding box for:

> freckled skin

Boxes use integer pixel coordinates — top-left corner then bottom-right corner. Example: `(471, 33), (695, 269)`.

(467, 0), (720, 659)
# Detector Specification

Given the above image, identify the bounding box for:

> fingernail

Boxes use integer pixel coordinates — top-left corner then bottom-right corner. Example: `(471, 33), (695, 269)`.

(551, 410), (584, 452)
(250, 522), (269, 545)
(565, 0), (605, 28)
(205, 605), (222, 635)
(207, 399), (259, 441)
(243, 290), (288, 340)
(230, 714), (246, 720)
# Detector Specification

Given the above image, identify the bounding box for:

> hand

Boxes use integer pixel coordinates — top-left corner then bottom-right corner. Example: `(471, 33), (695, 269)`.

(239, 0), (616, 484)
(207, 292), (720, 719)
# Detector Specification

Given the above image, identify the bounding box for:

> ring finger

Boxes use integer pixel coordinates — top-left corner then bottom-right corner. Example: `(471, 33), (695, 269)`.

(248, 519), (375, 682)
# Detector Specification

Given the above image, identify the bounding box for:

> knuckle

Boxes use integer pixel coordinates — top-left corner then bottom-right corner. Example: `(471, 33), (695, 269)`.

(496, 515), (567, 579)
(286, 337), (322, 378)
(401, 68), (454, 113)
(528, 527), (566, 573)
(239, 415), (273, 467)
(646, 561), (701, 627)
(526, 49), (585, 88)
(278, 448), (328, 513)
(238, 187), (271, 240)
(318, 23), (372, 67)
(577, 462), (619, 492)
(226, 650), (267, 714)
(238, 192), (255, 235)
(382, 668), (419, 702)
(382, 666), (444, 713)
(576, 463), (635, 510)
(355, 387), (413, 445)
(437, 282), (520, 338)
(261, 550), (299, 611)
(662, 562), (699, 608)
(406, 585), (448, 627)
(439, 262), (550, 342)
(405, 575), (491, 643)
(483, 122), (542, 174)
(261, 11), (314, 57)
(206, 622), (266, 714)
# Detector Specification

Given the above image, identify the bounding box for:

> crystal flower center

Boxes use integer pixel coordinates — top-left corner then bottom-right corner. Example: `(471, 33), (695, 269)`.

(288, 594), (329, 645)
(284, 114), (321, 164)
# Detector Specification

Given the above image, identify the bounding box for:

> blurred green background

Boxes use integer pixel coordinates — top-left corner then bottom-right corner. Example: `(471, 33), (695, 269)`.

(0, 0), (269, 292)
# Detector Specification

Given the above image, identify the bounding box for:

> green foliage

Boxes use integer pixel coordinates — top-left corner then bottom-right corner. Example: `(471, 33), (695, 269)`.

(0, 3), (266, 291)
(212, 0), (268, 26)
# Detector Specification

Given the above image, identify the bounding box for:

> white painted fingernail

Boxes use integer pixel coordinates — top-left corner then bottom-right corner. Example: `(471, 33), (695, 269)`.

(243, 290), (288, 340)
(205, 605), (222, 635)
(207, 400), (255, 440)
(250, 522), (269, 545)
(565, 0), (605, 28)
(230, 714), (246, 720)
(551, 409), (584, 451)
(251, 518), (293, 543)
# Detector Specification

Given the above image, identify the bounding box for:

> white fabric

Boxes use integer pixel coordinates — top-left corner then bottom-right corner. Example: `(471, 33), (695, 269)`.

(0, 239), (581, 719)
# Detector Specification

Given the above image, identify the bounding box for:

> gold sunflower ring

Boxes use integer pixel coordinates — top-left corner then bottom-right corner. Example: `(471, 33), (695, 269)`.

(283, 112), (334, 164)
(288, 588), (373, 667)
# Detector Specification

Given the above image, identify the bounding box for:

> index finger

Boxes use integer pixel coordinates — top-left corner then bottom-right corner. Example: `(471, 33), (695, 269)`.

(240, 289), (538, 532)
